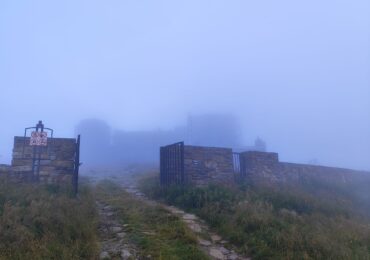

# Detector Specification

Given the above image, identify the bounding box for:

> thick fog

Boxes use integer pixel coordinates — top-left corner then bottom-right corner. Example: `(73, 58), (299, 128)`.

(0, 1), (369, 170)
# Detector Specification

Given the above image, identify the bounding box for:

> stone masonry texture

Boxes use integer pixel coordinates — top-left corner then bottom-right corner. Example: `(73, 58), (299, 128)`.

(184, 145), (235, 186)
(240, 151), (370, 186)
(161, 144), (370, 187)
(10, 136), (77, 185)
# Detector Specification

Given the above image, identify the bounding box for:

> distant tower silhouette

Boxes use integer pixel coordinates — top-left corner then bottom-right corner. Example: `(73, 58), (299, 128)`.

(254, 137), (267, 152)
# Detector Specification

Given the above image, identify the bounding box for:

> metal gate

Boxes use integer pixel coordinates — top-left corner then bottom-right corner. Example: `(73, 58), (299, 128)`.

(233, 152), (246, 179)
(20, 121), (81, 195)
(160, 142), (185, 185)
(73, 135), (81, 195)
(22, 121), (54, 182)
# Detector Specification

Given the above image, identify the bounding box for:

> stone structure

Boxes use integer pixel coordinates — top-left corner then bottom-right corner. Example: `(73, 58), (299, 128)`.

(10, 136), (78, 185)
(160, 143), (370, 187)
(239, 151), (279, 182)
(184, 145), (234, 186)
(160, 143), (235, 186)
(240, 151), (370, 186)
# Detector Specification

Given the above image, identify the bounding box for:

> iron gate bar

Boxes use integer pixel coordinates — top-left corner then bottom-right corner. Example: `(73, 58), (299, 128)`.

(22, 121), (54, 181)
(178, 145), (180, 183)
(159, 147), (163, 184)
(180, 143), (184, 184)
(233, 152), (247, 179)
(73, 135), (81, 195)
(160, 142), (184, 186)
(175, 143), (178, 184)
(233, 152), (240, 174)
(169, 145), (172, 184)
(240, 154), (246, 178)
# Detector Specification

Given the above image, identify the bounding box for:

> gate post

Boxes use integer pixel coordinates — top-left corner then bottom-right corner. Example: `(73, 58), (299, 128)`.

(73, 135), (81, 195)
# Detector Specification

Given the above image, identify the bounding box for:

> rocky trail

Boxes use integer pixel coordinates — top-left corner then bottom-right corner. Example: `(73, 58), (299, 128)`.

(91, 171), (250, 260)
(96, 200), (138, 259)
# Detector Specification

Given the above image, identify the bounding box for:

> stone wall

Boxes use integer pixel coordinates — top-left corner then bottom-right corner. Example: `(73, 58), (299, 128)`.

(10, 136), (77, 185)
(240, 151), (370, 186)
(184, 145), (234, 186)
(161, 144), (370, 187)
(277, 162), (370, 185)
(240, 151), (279, 181)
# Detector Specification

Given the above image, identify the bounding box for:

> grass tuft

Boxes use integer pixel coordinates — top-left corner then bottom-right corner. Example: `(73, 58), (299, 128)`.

(0, 177), (99, 259)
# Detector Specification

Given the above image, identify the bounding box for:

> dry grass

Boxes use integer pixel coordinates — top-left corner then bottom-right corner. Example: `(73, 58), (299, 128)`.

(139, 173), (370, 260)
(0, 177), (99, 260)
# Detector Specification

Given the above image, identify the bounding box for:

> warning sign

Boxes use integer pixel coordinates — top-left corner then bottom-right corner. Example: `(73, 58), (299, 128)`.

(30, 131), (48, 146)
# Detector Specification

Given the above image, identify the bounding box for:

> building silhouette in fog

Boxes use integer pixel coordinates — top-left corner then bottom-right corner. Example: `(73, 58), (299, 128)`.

(186, 114), (241, 148)
(76, 114), (266, 166)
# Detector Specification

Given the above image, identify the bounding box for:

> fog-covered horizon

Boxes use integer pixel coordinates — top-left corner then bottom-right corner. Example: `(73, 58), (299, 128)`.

(1, 1), (369, 171)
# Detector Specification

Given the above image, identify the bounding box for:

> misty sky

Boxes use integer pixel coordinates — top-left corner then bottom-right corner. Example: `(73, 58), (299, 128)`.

(1, 1), (369, 170)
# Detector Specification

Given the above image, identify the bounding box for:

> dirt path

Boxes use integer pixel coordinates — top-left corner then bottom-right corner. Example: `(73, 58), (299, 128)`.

(110, 174), (251, 260)
(86, 169), (251, 260)
(96, 200), (139, 259)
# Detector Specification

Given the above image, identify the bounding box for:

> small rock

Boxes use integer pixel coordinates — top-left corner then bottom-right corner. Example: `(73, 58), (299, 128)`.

(189, 223), (202, 233)
(220, 247), (230, 254)
(228, 254), (238, 260)
(183, 214), (197, 220)
(99, 251), (110, 259)
(117, 232), (126, 238)
(184, 219), (194, 224)
(209, 248), (225, 260)
(211, 234), (222, 242)
(121, 249), (132, 259)
(199, 239), (212, 246)
(105, 212), (114, 217)
(111, 226), (123, 233)
(167, 207), (185, 215)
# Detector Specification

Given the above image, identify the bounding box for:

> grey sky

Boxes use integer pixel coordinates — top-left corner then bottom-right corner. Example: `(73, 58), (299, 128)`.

(1, 0), (369, 170)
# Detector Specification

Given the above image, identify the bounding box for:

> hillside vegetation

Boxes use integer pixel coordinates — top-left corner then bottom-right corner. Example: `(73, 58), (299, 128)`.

(139, 174), (370, 260)
(0, 177), (99, 259)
